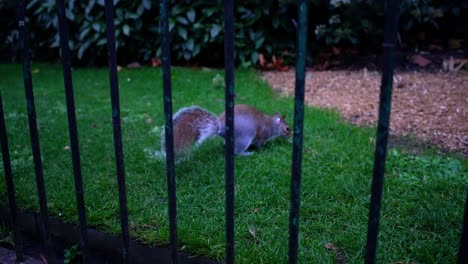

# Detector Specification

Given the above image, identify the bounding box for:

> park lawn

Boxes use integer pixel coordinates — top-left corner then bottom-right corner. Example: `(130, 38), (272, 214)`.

(0, 63), (467, 263)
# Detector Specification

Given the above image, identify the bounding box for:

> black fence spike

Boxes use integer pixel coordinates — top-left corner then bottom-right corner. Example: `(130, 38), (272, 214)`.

(364, 0), (401, 263)
(104, 0), (130, 262)
(288, 1), (309, 264)
(0, 92), (24, 262)
(55, 0), (90, 261)
(223, 0), (235, 263)
(160, 0), (179, 263)
(17, 1), (54, 262)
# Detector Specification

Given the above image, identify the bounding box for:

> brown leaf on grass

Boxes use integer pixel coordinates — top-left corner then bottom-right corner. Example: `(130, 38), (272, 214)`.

(127, 61), (141, 68)
(253, 208), (259, 213)
(258, 53), (266, 67)
(409, 54), (431, 67)
(272, 56), (289, 71)
(332, 46), (342, 55)
(324, 242), (338, 251)
(151, 58), (161, 67)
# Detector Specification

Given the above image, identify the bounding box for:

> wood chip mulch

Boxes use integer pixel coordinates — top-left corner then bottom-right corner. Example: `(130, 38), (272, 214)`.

(263, 69), (468, 156)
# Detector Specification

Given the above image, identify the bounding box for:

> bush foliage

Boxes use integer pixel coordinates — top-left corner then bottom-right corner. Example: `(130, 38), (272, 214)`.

(2, 0), (466, 66)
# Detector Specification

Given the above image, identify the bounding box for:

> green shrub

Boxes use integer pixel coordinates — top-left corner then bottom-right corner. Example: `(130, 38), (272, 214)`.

(3, 0), (466, 66)
(24, 0), (296, 66)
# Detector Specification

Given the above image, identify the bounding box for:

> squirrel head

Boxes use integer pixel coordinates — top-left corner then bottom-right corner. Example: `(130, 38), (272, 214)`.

(274, 113), (290, 137)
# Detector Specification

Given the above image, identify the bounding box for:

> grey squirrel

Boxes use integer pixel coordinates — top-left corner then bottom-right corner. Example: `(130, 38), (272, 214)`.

(161, 104), (290, 157)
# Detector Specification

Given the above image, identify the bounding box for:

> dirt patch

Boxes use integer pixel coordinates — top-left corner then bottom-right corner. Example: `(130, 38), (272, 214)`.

(263, 70), (468, 156)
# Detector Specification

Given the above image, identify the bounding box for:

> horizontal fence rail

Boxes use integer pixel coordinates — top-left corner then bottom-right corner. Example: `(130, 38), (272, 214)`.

(56, 0), (90, 262)
(160, 0), (179, 263)
(365, 0), (401, 263)
(288, 1), (309, 264)
(0, 92), (24, 262)
(104, 0), (131, 262)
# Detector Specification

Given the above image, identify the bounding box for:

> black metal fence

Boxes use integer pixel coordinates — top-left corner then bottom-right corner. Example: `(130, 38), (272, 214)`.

(0, 0), (467, 263)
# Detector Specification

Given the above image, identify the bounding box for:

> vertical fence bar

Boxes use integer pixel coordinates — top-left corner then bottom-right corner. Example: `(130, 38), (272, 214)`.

(104, 0), (130, 262)
(0, 92), (24, 262)
(288, 1), (308, 263)
(55, 0), (90, 262)
(458, 193), (468, 263)
(159, 0), (179, 263)
(17, 1), (53, 262)
(364, 0), (401, 263)
(223, 0), (235, 263)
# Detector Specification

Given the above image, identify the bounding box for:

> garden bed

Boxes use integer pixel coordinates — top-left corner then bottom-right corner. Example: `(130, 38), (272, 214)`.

(0, 63), (466, 263)
(263, 69), (468, 156)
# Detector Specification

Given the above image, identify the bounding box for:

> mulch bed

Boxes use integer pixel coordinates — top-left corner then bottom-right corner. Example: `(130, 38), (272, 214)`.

(263, 69), (467, 156)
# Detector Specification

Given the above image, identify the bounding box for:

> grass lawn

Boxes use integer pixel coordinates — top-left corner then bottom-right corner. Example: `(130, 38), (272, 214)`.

(0, 63), (467, 263)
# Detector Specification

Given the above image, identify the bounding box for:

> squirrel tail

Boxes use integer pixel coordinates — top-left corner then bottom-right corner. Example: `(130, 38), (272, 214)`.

(161, 106), (219, 158)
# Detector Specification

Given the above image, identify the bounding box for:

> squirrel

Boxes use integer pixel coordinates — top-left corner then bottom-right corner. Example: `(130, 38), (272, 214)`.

(161, 104), (290, 158)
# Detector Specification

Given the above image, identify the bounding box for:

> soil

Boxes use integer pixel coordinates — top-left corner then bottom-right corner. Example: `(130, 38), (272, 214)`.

(263, 69), (468, 156)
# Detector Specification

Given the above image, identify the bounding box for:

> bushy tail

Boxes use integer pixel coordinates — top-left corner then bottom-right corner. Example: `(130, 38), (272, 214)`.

(161, 106), (219, 159)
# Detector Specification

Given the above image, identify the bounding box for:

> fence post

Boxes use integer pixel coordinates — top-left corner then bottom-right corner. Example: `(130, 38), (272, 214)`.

(55, 0), (90, 261)
(223, 0), (235, 263)
(160, 0), (179, 263)
(17, 1), (54, 262)
(364, 0), (401, 263)
(104, 0), (130, 262)
(288, 1), (309, 263)
(0, 92), (24, 262)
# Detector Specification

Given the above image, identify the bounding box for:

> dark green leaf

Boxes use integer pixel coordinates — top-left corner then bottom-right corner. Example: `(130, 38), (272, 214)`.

(251, 52), (258, 64)
(92, 22), (101, 32)
(255, 37), (264, 49)
(177, 16), (189, 25)
(79, 27), (91, 40)
(178, 27), (187, 40)
(123, 24), (130, 36)
(97, 38), (107, 46)
(187, 9), (196, 23)
(78, 40), (91, 59)
(210, 24), (221, 39)
(183, 51), (191, 60)
(272, 17), (280, 29)
(142, 0), (151, 10)
(186, 39), (195, 51)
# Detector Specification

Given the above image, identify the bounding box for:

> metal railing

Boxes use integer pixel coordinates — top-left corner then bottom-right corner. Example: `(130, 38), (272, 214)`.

(0, 0), (466, 263)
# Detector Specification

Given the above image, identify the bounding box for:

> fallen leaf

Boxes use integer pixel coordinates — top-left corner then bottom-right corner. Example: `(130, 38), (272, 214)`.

(253, 208), (258, 213)
(146, 118), (152, 124)
(332, 46), (341, 55)
(151, 57), (161, 67)
(248, 226), (257, 239)
(324, 242), (338, 251)
(127, 61), (141, 68)
(409, 54), (431, 67)
(64, 146), (70, 150)
(258, 53), (266, 67)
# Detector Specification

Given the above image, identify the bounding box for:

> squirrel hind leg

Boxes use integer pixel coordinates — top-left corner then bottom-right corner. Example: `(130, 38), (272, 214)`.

(234, 136), (254, 156)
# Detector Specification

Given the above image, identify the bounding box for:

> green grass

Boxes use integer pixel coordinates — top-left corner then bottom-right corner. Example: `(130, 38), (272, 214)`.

(0, 63), (467, 263)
